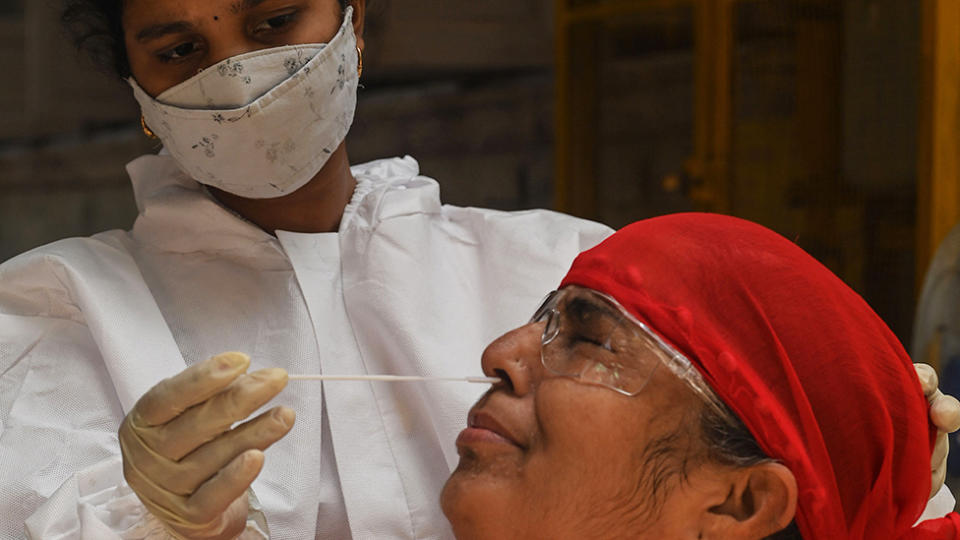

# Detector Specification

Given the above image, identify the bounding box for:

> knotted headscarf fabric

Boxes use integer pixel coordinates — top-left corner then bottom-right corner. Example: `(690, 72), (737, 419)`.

(560, 213), (960, 539)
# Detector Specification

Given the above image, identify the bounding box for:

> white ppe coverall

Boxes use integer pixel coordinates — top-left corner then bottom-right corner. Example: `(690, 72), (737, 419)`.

(0, 155), (612, 539)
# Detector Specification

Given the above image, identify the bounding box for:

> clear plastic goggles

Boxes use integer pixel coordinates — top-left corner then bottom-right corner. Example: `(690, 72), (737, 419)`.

(530, 286), (731, 418)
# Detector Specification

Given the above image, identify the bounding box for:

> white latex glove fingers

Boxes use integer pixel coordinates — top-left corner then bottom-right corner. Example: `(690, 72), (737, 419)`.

(138, 455), (261, 540)
(120, 441), (194, 523)
(134, 353), (251, 428)
(119, 353), (289, 539)
(165, 406), (296, 496)
(932, 464), (948, 500)
(179, 449), (266, 530)
(118, 414), (182, 493)
(933, 429), (949, 471)
(913, 362), (960, 432)
(120, 404), (294, 497)
(144, 368), (289, 460)
(914, 363), (959, 500)
(916, 363), (939, 400)
(172, 407), (296, 496)
(166, 494), (254, 540)
(929, 393), (960, 499)
(931, 392), (960, 433)
(932, 431), (950, 498)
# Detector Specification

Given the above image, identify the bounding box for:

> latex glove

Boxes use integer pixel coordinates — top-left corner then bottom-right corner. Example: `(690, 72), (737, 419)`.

(915, 363), (960, 498)
(119, 352), (294, 539)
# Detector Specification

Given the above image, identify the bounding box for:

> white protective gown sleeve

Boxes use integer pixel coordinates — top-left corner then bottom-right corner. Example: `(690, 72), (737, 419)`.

(0, 154), (612, 538)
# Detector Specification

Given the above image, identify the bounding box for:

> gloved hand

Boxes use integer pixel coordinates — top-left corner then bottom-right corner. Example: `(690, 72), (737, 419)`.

(915, 363), (960, 498)
(119, 352), (294, 539)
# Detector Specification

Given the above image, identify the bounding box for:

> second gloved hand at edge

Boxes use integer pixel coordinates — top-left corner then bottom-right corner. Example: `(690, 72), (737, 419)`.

(916, 363), (960, 499)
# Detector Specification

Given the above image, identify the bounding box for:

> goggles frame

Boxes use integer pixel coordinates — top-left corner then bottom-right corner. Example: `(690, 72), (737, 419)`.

(530, 286), (734, 423)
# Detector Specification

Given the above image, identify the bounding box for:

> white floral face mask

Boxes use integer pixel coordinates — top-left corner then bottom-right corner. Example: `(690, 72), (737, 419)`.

(129, 7), (359, 199)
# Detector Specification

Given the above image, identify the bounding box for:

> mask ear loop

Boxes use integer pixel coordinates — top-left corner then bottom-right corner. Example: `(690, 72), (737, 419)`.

(357, 46), (363, 78)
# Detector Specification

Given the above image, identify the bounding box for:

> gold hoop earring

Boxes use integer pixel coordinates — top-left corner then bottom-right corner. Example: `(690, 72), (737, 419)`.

(357, 46), (363, 78)
(140, 116), (158, 139)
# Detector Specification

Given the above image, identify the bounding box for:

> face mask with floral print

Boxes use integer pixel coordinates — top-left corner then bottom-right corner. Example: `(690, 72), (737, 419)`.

(129, 7), (359, 199)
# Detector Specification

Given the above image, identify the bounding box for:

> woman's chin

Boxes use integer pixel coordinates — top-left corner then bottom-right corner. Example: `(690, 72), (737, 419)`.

(441, 469), (516, 539)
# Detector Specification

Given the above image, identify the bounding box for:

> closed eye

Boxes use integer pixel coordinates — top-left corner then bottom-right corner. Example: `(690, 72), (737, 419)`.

(574, 334), (611, 350)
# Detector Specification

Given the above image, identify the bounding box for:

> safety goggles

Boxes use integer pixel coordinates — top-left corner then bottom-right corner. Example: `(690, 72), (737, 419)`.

(530, 286), (731, 418)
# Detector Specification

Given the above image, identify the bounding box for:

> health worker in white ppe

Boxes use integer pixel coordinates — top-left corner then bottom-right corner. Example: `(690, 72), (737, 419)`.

(2, 1), (608, 538)
(0, 0), (957, 539)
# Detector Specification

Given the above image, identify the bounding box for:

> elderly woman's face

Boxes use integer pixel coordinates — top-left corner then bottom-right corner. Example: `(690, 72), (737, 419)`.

(122, 0), (362, 97)
(441, 287), (734, 539)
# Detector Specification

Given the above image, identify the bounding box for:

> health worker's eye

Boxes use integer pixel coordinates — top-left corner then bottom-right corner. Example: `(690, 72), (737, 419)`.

(158, 41), (202, 62)
(253, 12), (299, 34)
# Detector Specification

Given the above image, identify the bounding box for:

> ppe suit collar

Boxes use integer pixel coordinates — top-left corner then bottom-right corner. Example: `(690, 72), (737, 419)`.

(125, 153), (429, 254)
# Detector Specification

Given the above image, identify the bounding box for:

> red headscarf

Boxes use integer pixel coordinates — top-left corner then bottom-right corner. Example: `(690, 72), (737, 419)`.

(560, 213), (960, 539)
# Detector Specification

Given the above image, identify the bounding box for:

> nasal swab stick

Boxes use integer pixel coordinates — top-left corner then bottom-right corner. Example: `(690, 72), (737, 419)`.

(288, 374), (500, 384)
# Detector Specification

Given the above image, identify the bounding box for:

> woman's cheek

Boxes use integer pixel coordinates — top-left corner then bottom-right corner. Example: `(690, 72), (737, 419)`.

(536, 380), (642, 448)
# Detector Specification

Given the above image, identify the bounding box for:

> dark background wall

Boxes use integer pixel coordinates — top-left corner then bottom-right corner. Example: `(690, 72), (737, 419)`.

(0, 0), (561, 264)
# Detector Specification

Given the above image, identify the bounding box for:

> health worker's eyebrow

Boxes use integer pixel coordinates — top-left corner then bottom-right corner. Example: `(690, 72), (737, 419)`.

(241, 0), (274, 9)
(136, 21), (196, 43)
(135, 0), (280, 41)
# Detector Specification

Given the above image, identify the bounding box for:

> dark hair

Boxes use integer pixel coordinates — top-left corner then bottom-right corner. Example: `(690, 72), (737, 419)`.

(699, 401), (803, 540)
(62, 0), (128, 77)
(62, 0), (352, 78)
(629, 399), (800, 538)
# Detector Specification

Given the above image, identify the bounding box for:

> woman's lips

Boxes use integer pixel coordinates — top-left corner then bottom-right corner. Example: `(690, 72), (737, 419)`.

(456, 410), (523, 449)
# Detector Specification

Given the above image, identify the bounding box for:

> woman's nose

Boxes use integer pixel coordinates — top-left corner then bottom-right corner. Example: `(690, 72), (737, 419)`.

(480, 322), (545, 397)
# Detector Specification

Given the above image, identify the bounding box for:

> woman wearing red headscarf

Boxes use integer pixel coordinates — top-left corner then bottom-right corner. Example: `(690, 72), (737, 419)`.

(442, 213), (960, 539)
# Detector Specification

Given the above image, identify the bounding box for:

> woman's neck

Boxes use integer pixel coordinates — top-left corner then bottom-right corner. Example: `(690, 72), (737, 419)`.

(208, 143), (357, 235)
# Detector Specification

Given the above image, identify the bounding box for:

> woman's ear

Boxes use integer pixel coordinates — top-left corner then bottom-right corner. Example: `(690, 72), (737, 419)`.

(702, 462), (798, 539)
(351, 0), (367, 51)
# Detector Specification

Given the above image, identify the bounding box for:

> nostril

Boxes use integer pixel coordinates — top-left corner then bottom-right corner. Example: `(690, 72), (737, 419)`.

(493, 368), (513, 392)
